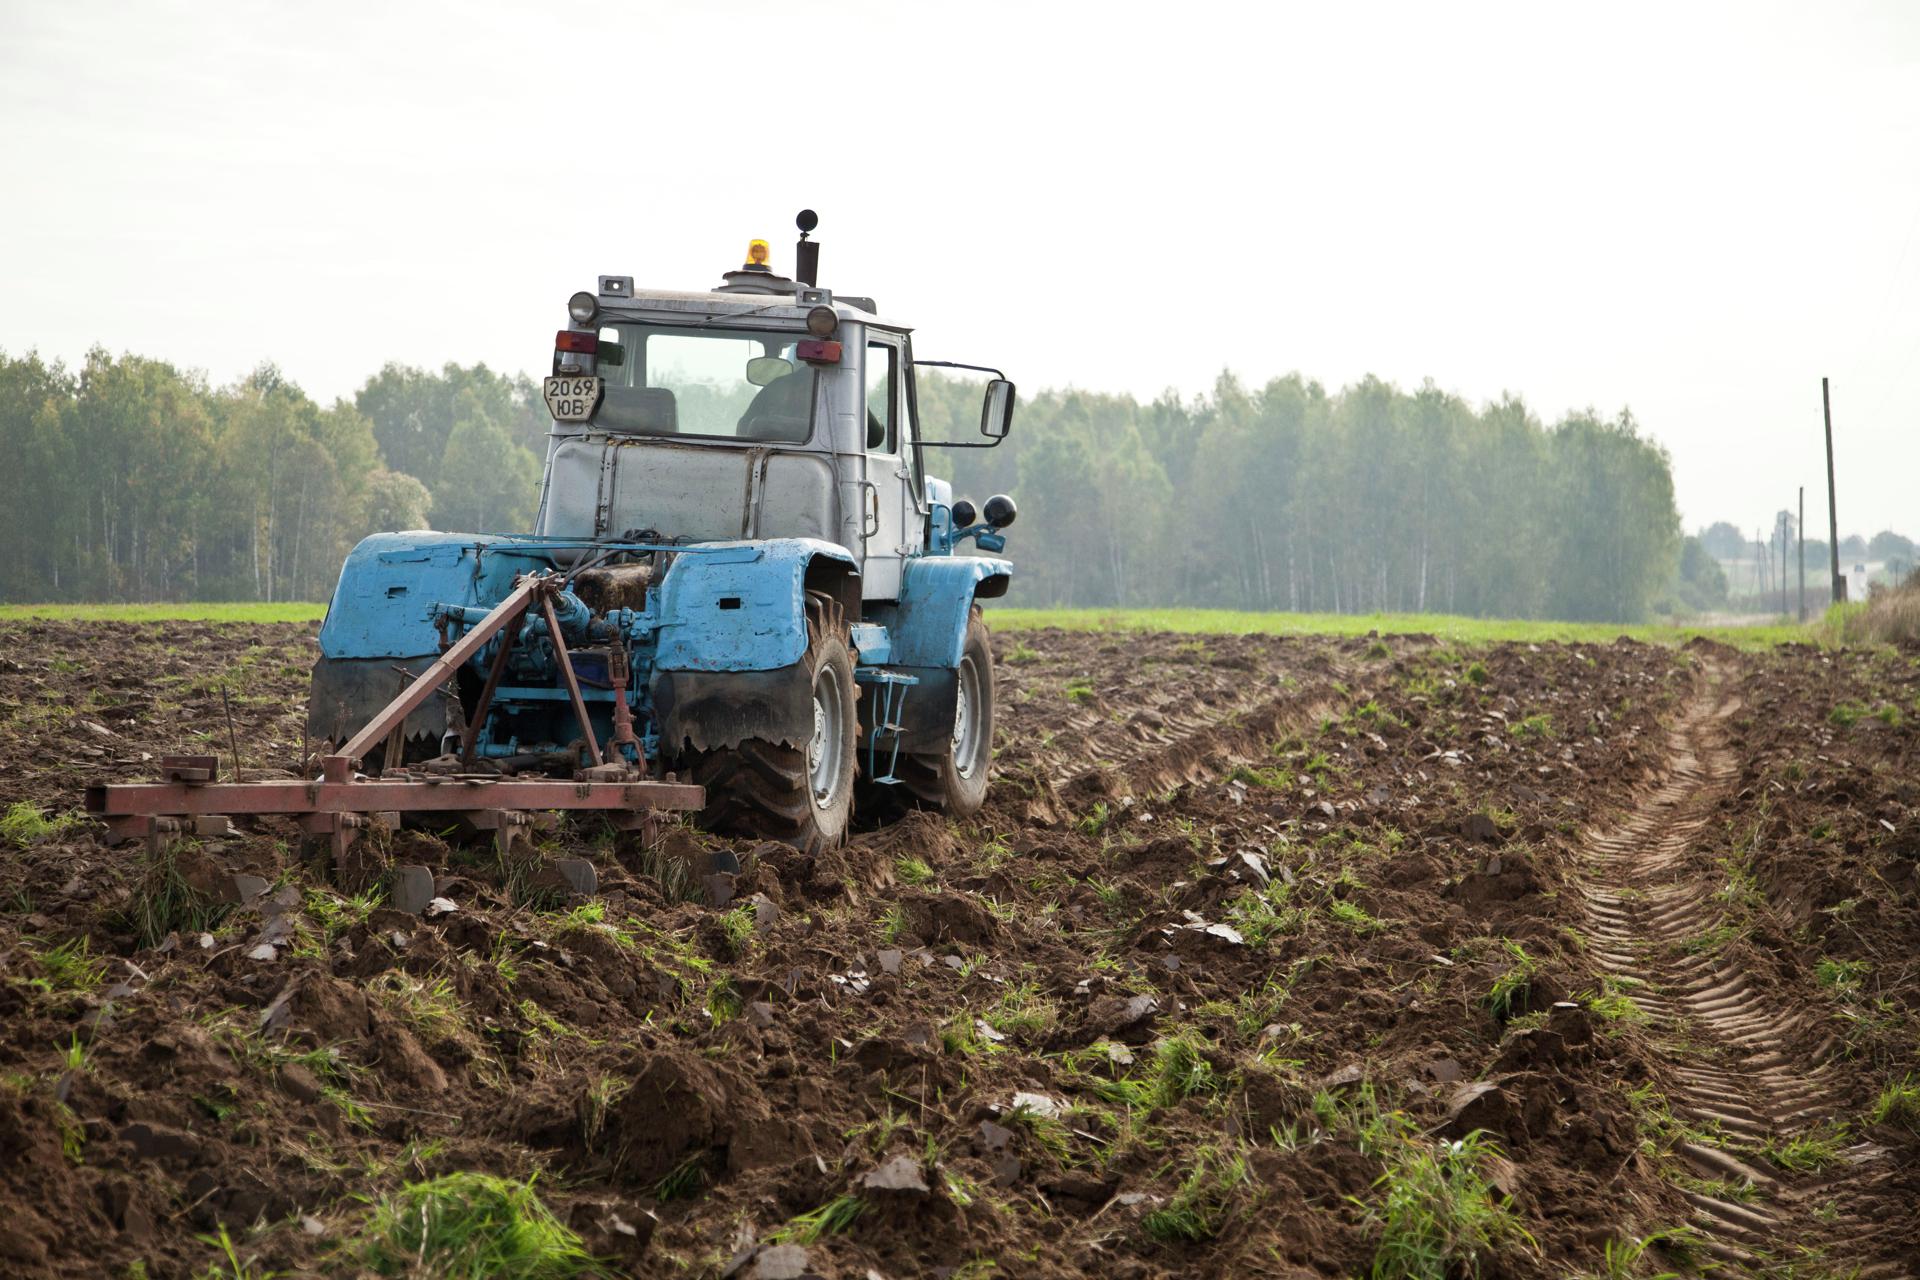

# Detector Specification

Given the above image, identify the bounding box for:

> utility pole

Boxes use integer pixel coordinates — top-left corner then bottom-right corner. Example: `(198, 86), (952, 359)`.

(1824, 377), (1842, 601)
(1780, 510), (1787, 618)
(1798, 486), (1806, 622)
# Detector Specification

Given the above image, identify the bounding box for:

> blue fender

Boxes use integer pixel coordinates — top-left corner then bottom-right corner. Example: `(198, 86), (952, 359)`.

(881, 554), (1014, 669)
(653, 537), (857, 672)
(317, 532), (561, 659)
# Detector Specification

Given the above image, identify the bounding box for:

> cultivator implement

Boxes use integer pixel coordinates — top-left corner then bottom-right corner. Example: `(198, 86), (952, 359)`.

(84, 573), (704, 887)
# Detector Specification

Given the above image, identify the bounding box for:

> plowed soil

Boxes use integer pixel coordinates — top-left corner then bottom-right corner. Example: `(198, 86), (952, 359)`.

(0, 620), (1915, 1279)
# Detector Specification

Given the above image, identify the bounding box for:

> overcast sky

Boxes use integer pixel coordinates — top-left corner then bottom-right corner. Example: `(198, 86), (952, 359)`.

(3, 1), (1916, 541)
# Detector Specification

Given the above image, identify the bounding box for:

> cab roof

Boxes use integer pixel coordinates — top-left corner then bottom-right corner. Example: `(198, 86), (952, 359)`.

(591, 277), (906, 331)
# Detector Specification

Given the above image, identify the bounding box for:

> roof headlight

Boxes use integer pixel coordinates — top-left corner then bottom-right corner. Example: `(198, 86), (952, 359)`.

(568, 291), (598, 324)
(806, 305), (837, 338)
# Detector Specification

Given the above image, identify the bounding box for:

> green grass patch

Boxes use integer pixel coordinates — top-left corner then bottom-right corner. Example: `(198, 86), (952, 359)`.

(1142, 1146), (1250, 1243)
(1363, 1131), (1530, 1280)
(130, 842), (231, 948)
(355, 1171), (600, 1278)
(1569, 1228), (1701, 1280)
(1482, 941), (1537, 1023)
(0, 601), (327, 623)
(194, 1224), (281, 1280)
(1149, 1029), (1222, 1105)
(1760, 1123), (1850, 1173)
(769, 1194), (865, 1245)
(895, 854), (936, 886)
(1870, 1074), (1920, 1130)
(1, 802), (83, 847)
(985, 607), (1816, 651)
(1815, 956), (1870, 994)
(20, 936), (108, 993)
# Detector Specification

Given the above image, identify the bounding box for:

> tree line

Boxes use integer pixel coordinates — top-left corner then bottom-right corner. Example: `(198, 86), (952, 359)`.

(928, 372), (1684, 622)
(4, 346), (1695, 622)
(0, 349), (546, 604)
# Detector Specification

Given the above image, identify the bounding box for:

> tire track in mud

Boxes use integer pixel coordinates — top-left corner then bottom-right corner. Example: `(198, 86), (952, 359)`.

(1577, 663), (1908, 1277)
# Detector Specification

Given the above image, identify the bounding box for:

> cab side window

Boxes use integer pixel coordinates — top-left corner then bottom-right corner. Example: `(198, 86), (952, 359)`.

(866, 341), (896, 453)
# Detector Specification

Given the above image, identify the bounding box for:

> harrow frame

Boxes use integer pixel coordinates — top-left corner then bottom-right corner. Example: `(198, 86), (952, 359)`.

(84, 573), (704, 888)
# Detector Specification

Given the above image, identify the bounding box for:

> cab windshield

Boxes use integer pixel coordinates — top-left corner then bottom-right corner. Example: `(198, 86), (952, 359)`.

(593, 323), (814, 443)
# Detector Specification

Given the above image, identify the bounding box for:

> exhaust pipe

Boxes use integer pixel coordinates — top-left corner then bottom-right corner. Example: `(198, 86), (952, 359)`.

(795, 208), (819, 286)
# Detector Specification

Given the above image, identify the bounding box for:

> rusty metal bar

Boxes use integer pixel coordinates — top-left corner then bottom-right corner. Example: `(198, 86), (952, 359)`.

(603, 645), (644, 771)
(332, 575), (542, 770)
(539, 592), (601, 764)
(86, 777), (703, 819)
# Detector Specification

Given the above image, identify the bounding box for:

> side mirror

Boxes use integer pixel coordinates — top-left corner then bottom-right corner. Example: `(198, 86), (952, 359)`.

(981, 379), (1015, 439)
(746, 355), (792, 387)
(598, 339), (626, 368)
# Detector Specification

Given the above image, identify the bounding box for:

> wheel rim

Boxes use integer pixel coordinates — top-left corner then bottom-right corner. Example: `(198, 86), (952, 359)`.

(952, 654), (984, 779)
(807, 665), (847, 809)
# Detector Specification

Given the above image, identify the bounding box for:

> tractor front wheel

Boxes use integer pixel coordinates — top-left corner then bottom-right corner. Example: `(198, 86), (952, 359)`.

(895, 606), (994, 817)
(690, 594), (856, 855)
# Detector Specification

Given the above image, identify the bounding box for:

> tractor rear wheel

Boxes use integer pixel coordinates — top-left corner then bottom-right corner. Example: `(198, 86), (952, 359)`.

(893, 606), (994, 817)
(690, 594), (857, 854)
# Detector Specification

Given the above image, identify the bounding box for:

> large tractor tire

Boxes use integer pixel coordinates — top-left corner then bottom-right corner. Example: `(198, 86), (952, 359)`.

(691, 593), (857, 854)
(891, 606), (995, 817)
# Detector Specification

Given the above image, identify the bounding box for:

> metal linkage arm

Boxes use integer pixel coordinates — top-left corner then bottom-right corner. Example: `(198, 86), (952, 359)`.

(327, 576), (541, 781)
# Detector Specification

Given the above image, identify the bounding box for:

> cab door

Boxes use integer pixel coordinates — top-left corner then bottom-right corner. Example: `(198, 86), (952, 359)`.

(862, 335), (913, 600)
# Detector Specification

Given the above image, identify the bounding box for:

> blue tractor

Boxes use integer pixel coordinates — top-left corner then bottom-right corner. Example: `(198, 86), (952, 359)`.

(305, 213), (1018, 853)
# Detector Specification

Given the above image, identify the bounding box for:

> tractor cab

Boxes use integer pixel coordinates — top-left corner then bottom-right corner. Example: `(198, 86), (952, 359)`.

(533, 212), (1015, 604)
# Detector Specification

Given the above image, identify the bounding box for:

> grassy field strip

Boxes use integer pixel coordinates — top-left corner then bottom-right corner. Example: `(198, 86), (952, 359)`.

(0, 602), (329, 623)
(985, 606), (1819, 650)
(0, 600), (1822, 647)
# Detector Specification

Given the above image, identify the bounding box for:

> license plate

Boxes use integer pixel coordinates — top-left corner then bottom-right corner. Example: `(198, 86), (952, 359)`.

(543, 375), (603, 422)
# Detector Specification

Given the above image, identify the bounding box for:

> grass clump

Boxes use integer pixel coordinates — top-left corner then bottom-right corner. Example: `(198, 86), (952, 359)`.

(131, 843), (230, 948)
(578, 1074), (631, 1150)
(652, 1153), (707, 1202)
(23, 936), (109, 993)
(1512, 713), (1553, 739)
(1362, 1130), (1530, 1280)
(369, 972), (467, 1047)
(1814, 956), (1869, 994)
(305, 887), (385, 941)
(1869, 1074), (1920, 1130)
(2, 802), (81, 847)
(1581, 974), (1649, 1028)
(769, 1194), (865, 1245)
(1227, 762), (1291, 790)
(1142, 1146), (1250, 1243)
(895, 854), (936, 886)
(1570, 1228), (1699, 1280)
(1761, 1122), (1849, 1173)
(1827, 701), (1867, 728)
(717, 904), (756, 956)
(1481, 941), (1536, 1023)
(985, 983), (1060, 1040)
(1149, 1030), (1222, 1105)
(1064, 677), (1097, 704)
(1328, 898), (1384, 934)
(356, 1171), (599, 1279)
(1227, 885), (1313, 946)
(194, 1224), (282, 1279)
